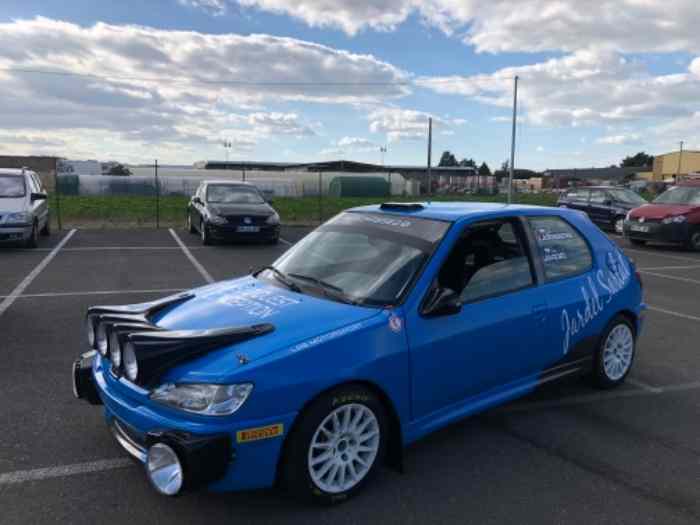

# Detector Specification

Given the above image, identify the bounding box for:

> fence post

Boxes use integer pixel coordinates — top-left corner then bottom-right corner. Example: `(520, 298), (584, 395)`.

(53, 169), (62, 231)
(155, 159), (160, 229)
(318, 170), (323, 224)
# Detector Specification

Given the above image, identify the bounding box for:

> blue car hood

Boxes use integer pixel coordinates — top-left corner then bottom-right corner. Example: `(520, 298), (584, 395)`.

(151, 276), (382, 381)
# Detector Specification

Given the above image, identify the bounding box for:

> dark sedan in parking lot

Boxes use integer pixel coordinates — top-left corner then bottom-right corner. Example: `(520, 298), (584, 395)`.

(624, 180), (700, 251)
(557, 186), (647, 235)
(187, 181), (280, 245)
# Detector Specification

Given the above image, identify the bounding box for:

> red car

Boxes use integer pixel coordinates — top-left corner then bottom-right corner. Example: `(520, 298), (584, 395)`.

(623, 180), (700, 251)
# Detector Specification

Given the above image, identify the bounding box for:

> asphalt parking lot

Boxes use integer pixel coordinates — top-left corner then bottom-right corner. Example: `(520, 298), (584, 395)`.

(1, 227), (699, 525)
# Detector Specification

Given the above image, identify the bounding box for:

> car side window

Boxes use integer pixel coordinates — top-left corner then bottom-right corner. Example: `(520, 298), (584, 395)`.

(589, 190), (607, 204)
(528, 216), (593, 281)
(436, 218), (535, 304)
(26, 175), (38, 193)
(567, 189), (589, 202)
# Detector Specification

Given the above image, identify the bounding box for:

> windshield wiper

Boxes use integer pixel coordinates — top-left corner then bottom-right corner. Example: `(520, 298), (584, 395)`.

(287, 273), (360, 305)
(255, 265), (302, 293)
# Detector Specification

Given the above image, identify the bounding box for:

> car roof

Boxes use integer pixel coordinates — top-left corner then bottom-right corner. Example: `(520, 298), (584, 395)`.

(0, 168), (35, 177)
(349, 201), (560, 222)
(566, 185), (623, 190)
(202, 180), (254, 186)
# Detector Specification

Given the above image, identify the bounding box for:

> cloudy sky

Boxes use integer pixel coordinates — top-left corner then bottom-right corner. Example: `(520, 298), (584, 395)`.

(1, 0), (699, 169)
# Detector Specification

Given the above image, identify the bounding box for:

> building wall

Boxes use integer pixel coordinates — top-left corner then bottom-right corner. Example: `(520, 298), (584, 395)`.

(0, 155), (59, 190)
(653, 151), (700, 178)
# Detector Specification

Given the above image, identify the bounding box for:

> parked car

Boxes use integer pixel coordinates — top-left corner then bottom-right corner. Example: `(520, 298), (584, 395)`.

(623, 180), (700, 251)
(0, 168), (50, 248)
(557, 186), (647, 234)
(74, 202), (645, 502)
(186, 181), (280, 245)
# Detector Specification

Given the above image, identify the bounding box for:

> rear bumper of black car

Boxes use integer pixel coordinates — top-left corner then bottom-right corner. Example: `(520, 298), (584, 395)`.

(623, 220), (690, 244)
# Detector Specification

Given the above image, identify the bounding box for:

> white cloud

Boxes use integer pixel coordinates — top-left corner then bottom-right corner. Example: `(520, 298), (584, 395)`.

(368, 107), (461, 143)
(0, 17), (410, 161)
(320, 136), (378, 156)
(417, 49), (700, 128)
(178, 0), (227, 15)
(595, 133), (641, 145)
(536, 145), (544, 152)
(195, 1), (700, 55)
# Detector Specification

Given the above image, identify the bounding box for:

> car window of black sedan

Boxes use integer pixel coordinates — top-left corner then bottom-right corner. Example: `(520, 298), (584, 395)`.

(206, 185), (265, 204)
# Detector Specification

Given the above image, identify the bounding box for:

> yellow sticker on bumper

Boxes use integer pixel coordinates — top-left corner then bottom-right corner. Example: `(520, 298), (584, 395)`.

(236, 423), (284, 443)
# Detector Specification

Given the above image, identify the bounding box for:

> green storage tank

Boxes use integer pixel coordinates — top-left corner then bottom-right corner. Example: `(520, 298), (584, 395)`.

(328, 176), (389, 197)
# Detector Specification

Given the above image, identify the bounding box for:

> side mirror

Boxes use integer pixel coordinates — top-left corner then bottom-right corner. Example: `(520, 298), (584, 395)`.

(266, 198), (274, 204)
(31, 192), (47, 202)
(604, 199), (613, 206)
(422, 287), (462, 318)
(193, 196), (202, 205)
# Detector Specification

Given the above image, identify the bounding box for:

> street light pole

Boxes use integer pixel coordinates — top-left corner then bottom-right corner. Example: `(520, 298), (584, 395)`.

(508, 75), (519, 204)
(677, 140), (684, 182)
(427, 117), (433, 198)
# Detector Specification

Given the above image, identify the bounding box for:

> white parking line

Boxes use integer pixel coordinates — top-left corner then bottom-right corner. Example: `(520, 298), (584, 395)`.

(638, 264), (700, 271)
(22, 246), (205, 252)
(647, 305), (700, 322)
(623, 248), (700, 263)
(640, 270), (700, 286)
(0, 229), (77, 318)
(626, 378), (662, 393)
(0, 288), (185, 300)
(169, 228), (214, 284)
(279, 237), (293, 246)
(0, 458), (133, 486)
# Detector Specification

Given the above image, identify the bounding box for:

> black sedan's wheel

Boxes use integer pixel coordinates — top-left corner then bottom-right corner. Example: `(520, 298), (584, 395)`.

(281, 385), (387, 504)
(593, 315), (636, 389)
(686, 228), (700, 252)
(200, 220), (211, 245)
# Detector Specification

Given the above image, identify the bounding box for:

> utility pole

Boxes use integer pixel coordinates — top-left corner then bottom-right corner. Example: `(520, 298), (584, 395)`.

(508, 75), (519, 204)
(677, 140), (684, 182)
(155, 159), (160, 229)
(427, 117), (433, 198)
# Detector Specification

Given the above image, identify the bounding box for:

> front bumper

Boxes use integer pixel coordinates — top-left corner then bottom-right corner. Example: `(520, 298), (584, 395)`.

(208, 222), (280, 241)
(73, 353), (296, 493)
(623, 220), (690, 244)
(0, 224), (32, 242)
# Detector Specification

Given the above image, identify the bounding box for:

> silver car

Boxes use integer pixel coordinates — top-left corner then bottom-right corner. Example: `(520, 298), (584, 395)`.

(0, 168), (50, 248)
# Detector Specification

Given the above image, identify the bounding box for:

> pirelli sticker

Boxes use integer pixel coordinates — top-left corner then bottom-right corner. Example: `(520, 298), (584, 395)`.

(236, 423), (284, 443)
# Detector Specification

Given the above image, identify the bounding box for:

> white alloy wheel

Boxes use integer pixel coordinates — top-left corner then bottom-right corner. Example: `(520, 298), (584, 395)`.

(602, 323), (634, 381)
(307, 403), (380, 494)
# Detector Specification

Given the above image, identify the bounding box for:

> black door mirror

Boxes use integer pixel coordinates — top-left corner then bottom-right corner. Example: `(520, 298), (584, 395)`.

(30, 192), (47, 202)
(266, 198), (274, 204)
(193, 196), (202, 205)
(422, 287), (462, 318)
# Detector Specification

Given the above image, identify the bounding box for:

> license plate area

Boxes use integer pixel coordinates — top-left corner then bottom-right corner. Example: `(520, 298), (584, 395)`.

(630, 224), (649, 233)
(236, 226), (260, 233)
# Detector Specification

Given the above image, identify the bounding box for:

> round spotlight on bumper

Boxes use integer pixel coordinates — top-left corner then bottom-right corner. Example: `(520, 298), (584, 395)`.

(85, 316), (96, 348)
(123, 342), (138, 381)
(96, 323), (108, 356)
(146, 443), (183, 496)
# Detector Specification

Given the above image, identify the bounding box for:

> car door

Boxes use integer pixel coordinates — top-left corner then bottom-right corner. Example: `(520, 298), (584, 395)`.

(526, 215), (599, 367)
(31, 174), (49, 229)
(190, 184), (204, 226)
(405, 216), (551, 419)
(563, 188), (590, 214)
(25, 175), (44, 228)
(587, 189), (612, 228)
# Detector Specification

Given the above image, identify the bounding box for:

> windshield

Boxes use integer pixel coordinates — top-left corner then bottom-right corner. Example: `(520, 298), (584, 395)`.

(0, 176), (26, 198)
(265, 211), (450, 306)
(206, 185), (265, 204)
(653, 186), (700, 205)
(608, 189), (646, 205)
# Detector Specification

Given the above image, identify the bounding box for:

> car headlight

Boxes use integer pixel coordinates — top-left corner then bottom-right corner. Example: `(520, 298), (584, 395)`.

(5, 212), (32, 224)
(266, 212), (280, 225)
(123, 342), (138, 381)
(625, 211), (632, 221)
(85, 315), (97, 348)
(109, 331), (122, 368)
(96, 323), (109, 356)
(150, 383), (253, 416)
(662, 215), (687, 224)
(208, 214), (227, 225)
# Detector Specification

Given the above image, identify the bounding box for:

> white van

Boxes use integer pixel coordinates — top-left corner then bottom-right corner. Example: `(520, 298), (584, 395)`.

(0, 168), (50, 248)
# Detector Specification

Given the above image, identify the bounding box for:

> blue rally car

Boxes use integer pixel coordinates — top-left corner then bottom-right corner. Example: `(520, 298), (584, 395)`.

(73, 202), (645, 503)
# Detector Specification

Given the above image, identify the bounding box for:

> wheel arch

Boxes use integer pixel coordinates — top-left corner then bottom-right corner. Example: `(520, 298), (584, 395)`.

(275, 379), (405, 486)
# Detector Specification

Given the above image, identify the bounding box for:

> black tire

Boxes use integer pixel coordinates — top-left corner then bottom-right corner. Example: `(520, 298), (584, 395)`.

(40, 217), (51, 236)
(187, 212), (196, 234)
(629, 239), (646, 246)
(685, 228), (700, 252)
(200, 220), (211, 245)
(592, 315), (636, 389)
(281, 385), (388, 505)
(25, 222), (38, 248)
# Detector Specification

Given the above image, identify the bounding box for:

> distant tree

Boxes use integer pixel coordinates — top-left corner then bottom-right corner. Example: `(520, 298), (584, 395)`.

(459, 158), (477, 168)
(620, 152), (654, 168)
(478, 162), (491, 176)
(501, 160), (509, 172)
(438, 151), (458, 167)
(107, 164), (131, 176)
